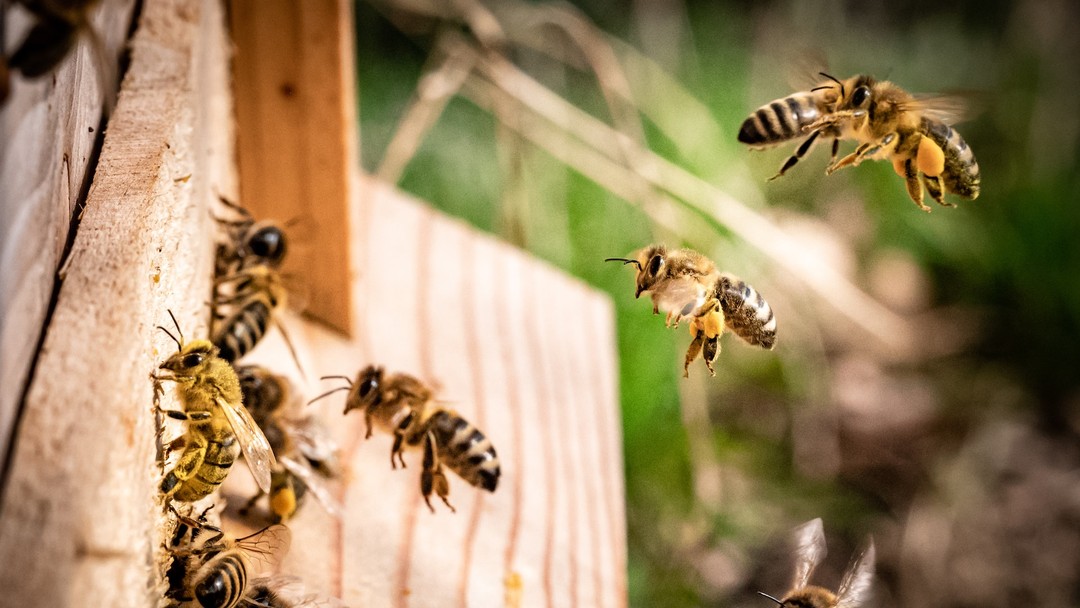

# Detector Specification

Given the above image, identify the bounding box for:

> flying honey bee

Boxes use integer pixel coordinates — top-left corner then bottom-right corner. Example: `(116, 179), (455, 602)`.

(606, 245), (777, 377)
(758, 518), (876, 608)
(154, 311), (275, 501)
(740, 73), (981, 212)
(235, 365), (342, 522)
(310, 365), (500, 513)
(165, 508), (291, 608)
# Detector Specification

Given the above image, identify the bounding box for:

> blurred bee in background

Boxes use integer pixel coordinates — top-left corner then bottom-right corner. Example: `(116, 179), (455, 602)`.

(741, 73), (981, 212)
(606, 245), (777, 377)
(154, 311), (275, 502)
(235, 365), (342, 523)
(758, 518), (876, 608)
(310, 365), (500, 513)
(7, 0), (99, 78)
(165, 507), (291, 608)
(213, 195), (289, 277)
(737, 73), (845, 180)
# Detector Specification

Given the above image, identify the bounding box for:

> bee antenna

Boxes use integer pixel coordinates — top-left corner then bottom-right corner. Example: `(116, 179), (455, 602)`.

(757, 592), (785, 606)
(307, 386), (351, 406)
(319, 375), (354, 386)
(818, 71), (845, 97)
(604, 257), (642, 271)
(156, 322), (183, 352)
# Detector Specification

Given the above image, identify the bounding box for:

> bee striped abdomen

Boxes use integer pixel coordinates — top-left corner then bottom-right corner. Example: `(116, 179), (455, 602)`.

(717, 275), (777, 349)
(214, 300), (271, 363)
(738, 93), (822, 147)
(921, 118), (980, 199)
(430, 411), (500, 492)
(173, 427), (239, 502)
(195, 553), (248, 608)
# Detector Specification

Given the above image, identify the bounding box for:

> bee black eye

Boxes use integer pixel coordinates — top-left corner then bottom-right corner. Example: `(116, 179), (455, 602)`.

(648, 255), (663, 276)
(359, 377), (378, 398)
(182, 353), (204, 368)
(851, 86), (870, 108)
(248, 226), (286, 265)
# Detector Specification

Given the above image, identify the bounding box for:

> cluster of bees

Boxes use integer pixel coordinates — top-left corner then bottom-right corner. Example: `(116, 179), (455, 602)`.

(152, 199), (501, 607)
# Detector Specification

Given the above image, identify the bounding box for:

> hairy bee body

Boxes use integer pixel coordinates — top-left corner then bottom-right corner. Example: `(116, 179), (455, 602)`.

(919, 116), (981, 200)
(212, 267), (286, 363)
(607, 245), (777, 377)
(316, 365), (500, 512)
(161, 421), (240, 502)
(237, 365), (341, 522)
(759, 518), (875, 608)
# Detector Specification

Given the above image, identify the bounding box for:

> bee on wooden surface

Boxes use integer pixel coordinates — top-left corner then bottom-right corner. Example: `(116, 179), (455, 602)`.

(154, 311), (275, 501)
(235, 365), (342, 523)
(738, 74), (845, 180)
(165, 508), (291, 608)
(758, 518), (876, 608)
(213, 196), (289, 278)
(310, 365), (500, 513)
(742, 73), (981, 212)
(606, 245), (777, 377)
(211, 265), (289, 364)
(7, 0), (99, 79)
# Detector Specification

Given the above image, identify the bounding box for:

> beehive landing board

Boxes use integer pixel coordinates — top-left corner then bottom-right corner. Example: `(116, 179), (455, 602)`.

(230, 176), (628, 608)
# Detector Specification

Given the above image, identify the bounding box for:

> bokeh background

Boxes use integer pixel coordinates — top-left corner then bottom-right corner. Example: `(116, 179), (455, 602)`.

(352, 0), (1080, 605)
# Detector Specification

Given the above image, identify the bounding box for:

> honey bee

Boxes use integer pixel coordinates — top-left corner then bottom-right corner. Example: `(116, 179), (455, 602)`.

(742, 73), (981, 212)
(211, 265), (290, 364)
(235, 365), (342, 522)
(154, 311), (275, 501)
(165, 508), (291, 608)
(213, 196), (288, 278)
(310, 365), (500, 513)
(758, 518), (876, 608)
(7, 1), (98, 79)
(606, 245), (777, 377)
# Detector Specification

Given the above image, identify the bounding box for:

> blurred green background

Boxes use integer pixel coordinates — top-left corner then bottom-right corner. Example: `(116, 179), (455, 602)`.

(354, 0), (1080, 606)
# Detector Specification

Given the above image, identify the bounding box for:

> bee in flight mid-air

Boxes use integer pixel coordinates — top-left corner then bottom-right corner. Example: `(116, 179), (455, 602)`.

(153, 311), (275, 502)
(758, 518), (876, 608)
(236, 364), (342, 522)
(310, 365), (500, 513)
(739, 73), (980, 212)
(606, 245), (777, 377)
(164, 507), (291, 608)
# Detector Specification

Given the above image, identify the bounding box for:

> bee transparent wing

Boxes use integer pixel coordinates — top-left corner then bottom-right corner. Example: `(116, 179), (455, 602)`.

(219, 395), (276, 493)
(284, 416), (341, 476)
(280, 455), (343, 517)
(235, 524), (292, 574)
(835, 539), (876, 608)
(910, 93), (974, 125)
(790, 518), (827, 590)
(246, 574), (350, 607)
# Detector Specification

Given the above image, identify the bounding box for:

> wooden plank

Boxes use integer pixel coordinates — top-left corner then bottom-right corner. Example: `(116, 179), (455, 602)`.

(229, 0), (358, 336)
(230, 176), (628, 608)
(0, 0), (137, 498)
(0, 0), (236, 605)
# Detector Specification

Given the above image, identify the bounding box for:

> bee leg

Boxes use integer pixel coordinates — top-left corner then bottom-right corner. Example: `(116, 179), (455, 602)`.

(901, 159), (932, 212)
(160, 432), (209, 495)
(769, 130), (820, 180)
(421, 431), (455, 513)
(826, 147), (864, 174)
(391, 431), (406, 469)
(829, 137), (840, 166)
(364, 411), (374, 439)
(702, 334), (720, 377)
(684, 327), (705, 378)
(922, 174), (954, 208)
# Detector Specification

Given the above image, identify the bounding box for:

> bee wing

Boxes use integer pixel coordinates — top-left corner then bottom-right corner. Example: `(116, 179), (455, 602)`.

(790, 518), (827, 590)
(281, 455), (344, 518)
(283, 416), (341, 473)
(835, 539), (876, 608)
(909, 93), (975, 125)
(219, 395), (276, 493)
(235, 524), (292, 573)
(246, 574), (350, 607)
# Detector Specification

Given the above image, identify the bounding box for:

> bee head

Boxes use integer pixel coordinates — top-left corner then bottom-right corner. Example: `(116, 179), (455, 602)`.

(159, 340), (219, 377)
(246, 223), (287, 267)
(605, 245), (667, 298)
(349, 365), (384, 413)
(838, 75), (876, 119)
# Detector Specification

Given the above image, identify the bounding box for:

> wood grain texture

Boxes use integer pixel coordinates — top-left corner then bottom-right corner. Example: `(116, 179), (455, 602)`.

(229, 0), (358, 336)
(0, 0), (235, 605)
(230, 176), (628, 608)
(0, 0), (137, 498)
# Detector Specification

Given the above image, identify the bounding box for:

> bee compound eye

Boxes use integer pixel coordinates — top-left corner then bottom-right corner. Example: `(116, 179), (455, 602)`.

(852, 86), (870, 108)
(648, 254), (663, 276)
(250, 226), (286, 264)
(182, 353), (204, 368)
(359, 377), (378, 398)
